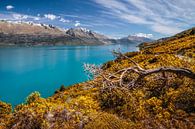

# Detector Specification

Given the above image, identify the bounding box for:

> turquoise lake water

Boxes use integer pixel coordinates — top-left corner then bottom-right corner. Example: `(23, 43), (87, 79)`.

(0, 44), (138, 106)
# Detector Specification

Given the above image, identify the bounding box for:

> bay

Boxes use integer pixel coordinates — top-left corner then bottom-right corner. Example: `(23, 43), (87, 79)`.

(0, 44), (138, 106)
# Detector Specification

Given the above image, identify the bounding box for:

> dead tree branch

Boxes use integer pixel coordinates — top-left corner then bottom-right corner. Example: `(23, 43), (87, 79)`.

(83, 63), (102, 80)
(140, 67), (195, 79)
(102, 65), (195, 90)
(84, 51), (195, 90)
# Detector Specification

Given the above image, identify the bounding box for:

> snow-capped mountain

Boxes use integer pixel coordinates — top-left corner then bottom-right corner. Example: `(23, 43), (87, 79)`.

(0, 20), (112, 46)
(0, 20), (65, 35)
(116, 35), (153, 44)
(66, 27), (109, 39)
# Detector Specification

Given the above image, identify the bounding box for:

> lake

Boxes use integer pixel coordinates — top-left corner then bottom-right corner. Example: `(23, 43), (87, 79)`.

(0, 44), (138, 106)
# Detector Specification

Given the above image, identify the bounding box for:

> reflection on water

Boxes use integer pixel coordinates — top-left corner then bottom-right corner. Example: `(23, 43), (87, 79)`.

(0, 44), (138, 106)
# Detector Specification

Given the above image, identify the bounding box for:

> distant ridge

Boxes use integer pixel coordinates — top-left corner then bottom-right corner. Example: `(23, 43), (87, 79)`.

(116, 35), (153, 44)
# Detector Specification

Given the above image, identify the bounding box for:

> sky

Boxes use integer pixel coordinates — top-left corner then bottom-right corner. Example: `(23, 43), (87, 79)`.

(0, 0), (195, 39)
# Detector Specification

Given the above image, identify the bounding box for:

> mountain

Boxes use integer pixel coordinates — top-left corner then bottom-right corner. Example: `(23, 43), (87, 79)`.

(65, 27), (112, 45)
(1, 27), (194, 129)
(0, 20), (65, 35)
(66, 27), (108, 39)
(0, 21), (111, 47)
(116, 35), (153, 44)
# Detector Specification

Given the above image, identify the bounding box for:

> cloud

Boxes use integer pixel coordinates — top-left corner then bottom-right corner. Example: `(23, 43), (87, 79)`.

(34, 17), (40, 21)
(0, 12), (41, 22)
(44, 14), (58, 20)
(75, 22), (80, 27)
(44, 14), (71, 23)
(12, 14), (28, 20)
(59, 14), (79, 18)
(75, 21), (81, 27)
(6, 5), (14, 10)
(12, 13), (41, 21)
(151, 24), (182, 35)
(0, 12), (73, 27)
(133, 33), (153, 38)
(93, 0), (195, 35)
(59, 18), (70, 23)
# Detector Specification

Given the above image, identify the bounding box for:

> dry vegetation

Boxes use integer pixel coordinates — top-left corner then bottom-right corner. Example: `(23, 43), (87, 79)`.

(0, 28), (195, 129)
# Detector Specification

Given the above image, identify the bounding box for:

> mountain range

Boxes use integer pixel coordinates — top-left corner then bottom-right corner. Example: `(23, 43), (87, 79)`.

(0, 20), (152, 47)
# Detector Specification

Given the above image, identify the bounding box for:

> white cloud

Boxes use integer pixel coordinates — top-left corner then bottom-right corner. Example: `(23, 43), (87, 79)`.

(60, 14), (79, 18)
(34, 17), (40, 21)
(75, 21), (81, 27)
(133, 33), (153, 38)
(75, 22), (80, 27)
(12, 14), (28, 20)
(6, 5), (14, 10)
(151, 23), (182, 35)
(11, 14), (41, 21)
(44, 14), (58, 20)
(0, 12), (42, 22)
(0, 12), (74, 26)
(59, 18), (70, 23)
(94, 0), (195, 35)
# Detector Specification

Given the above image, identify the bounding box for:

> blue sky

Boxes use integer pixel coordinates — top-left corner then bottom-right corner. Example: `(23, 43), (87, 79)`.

(0, 0), (195, 39)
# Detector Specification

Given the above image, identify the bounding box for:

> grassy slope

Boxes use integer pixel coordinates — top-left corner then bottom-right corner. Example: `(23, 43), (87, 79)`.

(0, 28), (195, 129)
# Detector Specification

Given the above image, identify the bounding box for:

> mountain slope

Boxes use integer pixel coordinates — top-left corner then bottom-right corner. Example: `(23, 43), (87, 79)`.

(0, 21), (65, 35)
(0, 27), (194, 129)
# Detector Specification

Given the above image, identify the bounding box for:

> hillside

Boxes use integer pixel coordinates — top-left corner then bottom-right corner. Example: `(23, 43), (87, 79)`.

(0, 21), (65, 35)
(138, 27), (195, 50)
(0, 27), (195, 129)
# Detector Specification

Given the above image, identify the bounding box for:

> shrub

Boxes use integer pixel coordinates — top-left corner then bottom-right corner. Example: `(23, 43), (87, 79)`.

(26, 91), (41, 104)
(0, 101), (12, 115)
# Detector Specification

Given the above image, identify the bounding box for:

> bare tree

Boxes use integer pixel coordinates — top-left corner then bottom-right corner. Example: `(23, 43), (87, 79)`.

(84, 51), (195, 90)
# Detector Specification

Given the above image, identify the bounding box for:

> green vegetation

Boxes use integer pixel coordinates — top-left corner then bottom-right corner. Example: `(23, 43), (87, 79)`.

(0, 28), (195, 129)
